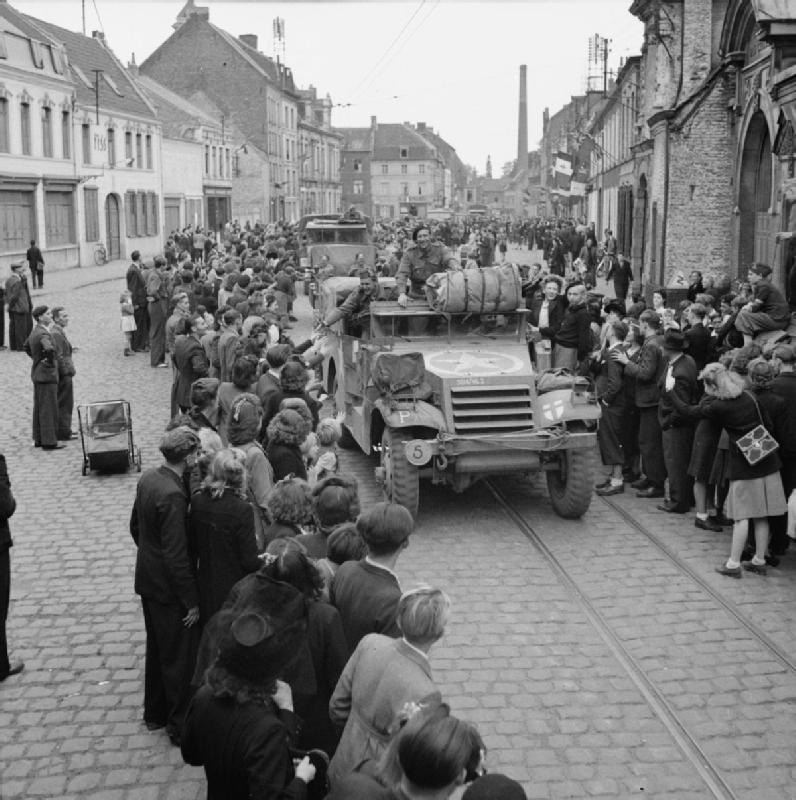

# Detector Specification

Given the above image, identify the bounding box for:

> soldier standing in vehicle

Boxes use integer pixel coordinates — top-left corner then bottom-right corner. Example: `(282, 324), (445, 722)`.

(395, 226), (460, 307)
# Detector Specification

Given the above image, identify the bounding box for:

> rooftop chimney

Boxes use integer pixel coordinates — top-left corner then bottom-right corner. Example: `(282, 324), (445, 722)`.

(417, 122), (426, 132)
(370, 115), (377, 128)
(517, 65), (528, 175)
(239, 34), (258, 50)
(92, 30), (105, 44)
(127, 52), (138, 78)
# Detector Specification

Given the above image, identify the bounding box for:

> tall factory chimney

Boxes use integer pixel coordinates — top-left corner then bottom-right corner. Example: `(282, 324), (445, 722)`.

(516, 64), (528, 175)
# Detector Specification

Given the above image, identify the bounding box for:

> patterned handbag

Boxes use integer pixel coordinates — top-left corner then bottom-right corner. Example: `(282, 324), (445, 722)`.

(736, 392), (779, 466)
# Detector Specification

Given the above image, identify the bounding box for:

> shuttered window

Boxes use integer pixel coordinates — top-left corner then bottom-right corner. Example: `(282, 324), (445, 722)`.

(84, 187), (99, 242)
(44, 190), (76, 245)
(20, 102), (31, 155)
(82, 123), (91, 164)
(41, 106), (52, 157)
(135, 191), (145, 236)
(125, 190), (135, 237)
(0, 190), (36, 252)
(147, 192), (158, 235)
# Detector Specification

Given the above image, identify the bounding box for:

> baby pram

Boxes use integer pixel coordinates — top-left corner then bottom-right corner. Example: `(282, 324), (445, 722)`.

(77, 400), (142, 476)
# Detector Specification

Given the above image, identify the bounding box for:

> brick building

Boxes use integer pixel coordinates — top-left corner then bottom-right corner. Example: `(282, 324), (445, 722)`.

(141, 1), (315, 223)
(628, 0), (796, 289)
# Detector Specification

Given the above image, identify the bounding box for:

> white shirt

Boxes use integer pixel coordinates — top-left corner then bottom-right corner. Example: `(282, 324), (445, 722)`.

(538, 300), (550, 331)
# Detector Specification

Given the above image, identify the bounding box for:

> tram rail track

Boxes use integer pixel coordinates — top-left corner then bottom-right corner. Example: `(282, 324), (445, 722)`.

(484, 478), (796, 800)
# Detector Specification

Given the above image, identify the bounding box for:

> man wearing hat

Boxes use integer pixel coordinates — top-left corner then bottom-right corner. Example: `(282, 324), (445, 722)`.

(656, 329), (698, 513)
(130, 426), (201, 745)
(4, 262), (33, 351)
(734, 263), (790, 346)
(395, 226), (460, 308)
(23, 306), (62, 450)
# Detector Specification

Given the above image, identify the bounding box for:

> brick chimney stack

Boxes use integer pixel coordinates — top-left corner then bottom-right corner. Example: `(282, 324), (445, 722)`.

(517, 64), (528, 174)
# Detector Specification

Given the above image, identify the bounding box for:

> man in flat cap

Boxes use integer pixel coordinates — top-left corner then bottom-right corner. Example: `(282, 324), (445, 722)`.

(23, 306), (62, 450)
(5, 262), (32, 351)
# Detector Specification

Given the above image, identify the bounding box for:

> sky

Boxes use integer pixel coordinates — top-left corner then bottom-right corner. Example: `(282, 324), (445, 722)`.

(13, 0), (644, 172)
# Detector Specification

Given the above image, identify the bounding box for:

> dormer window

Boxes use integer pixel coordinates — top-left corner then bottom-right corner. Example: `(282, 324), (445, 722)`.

(400, 147), (408, 158)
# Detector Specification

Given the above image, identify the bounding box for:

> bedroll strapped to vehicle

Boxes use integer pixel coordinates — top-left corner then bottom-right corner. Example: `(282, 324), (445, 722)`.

(425, 264), (523, 313)
(536, 368), (591, 395)
(372, 352), (431, 403)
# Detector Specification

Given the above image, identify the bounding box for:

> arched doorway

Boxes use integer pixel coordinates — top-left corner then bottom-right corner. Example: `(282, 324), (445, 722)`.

(105, 194), (121, 261)
(738, 111), (773, 270)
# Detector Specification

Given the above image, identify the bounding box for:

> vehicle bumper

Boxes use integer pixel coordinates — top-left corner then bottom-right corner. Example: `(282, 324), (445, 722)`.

(403, 429), (597, 470)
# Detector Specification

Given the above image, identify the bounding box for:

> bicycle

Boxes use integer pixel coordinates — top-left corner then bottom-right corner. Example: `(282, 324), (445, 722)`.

(93, 242), (107, 266)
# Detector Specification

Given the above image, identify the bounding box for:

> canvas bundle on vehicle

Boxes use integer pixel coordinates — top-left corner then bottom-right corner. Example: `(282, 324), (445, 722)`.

(425, 264), (523, 313)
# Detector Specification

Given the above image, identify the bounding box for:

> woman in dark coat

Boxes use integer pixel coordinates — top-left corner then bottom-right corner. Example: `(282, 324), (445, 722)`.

(262, 361), (320, 435)
(261, 538), (349, 756)
(665, 362), (787, 577)
(182, 598), (317, 799)
(188, 448), (261, 623)
(266, 409), (310, 482)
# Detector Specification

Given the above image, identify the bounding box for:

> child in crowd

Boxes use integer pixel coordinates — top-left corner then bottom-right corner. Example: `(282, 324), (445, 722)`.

(120, 289), (136, 356)
(263, 475), (313, 544)
(308, 417), (342, 484)
(316, 522), (367, 602)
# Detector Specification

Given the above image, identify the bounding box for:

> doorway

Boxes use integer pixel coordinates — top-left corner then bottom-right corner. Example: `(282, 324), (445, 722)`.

(738, 111), (774, 272)
(105, 194), (121, 260)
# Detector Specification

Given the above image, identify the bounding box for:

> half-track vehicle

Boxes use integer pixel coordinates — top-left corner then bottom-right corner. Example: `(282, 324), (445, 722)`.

(317, 276), (601, 519)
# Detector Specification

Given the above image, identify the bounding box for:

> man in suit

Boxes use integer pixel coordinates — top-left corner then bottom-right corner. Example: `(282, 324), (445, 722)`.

(172, 315), (209, 415)
(657, 330), (698, 513)
(684, 303), (711, 372)
(26, 239), (44, 289)
(50, 307), (77, 441)
(130, 426), (200, 746)
(126, 251), (149, 352)
(734, 262), (790, 346)
(330, 502), (413, 652)
(0, 452), (23, 682)
(146, 257), (170, 368)
(606, 254), (633, 301)
(23, 306), (62, 451)
(5, 262), (32, 351)
(595, 321), (629, 495)
(612, 310), (667, 498)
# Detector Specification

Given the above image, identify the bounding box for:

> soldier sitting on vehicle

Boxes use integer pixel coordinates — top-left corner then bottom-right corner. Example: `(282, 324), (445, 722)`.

(322, 268), (384, 338)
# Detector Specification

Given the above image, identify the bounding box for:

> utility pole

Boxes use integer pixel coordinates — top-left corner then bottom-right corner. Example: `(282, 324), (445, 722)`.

(82, 0), (86, 35)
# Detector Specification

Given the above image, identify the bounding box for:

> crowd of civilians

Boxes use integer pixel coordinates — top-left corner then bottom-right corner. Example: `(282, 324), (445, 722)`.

(125, 220), (528, 799)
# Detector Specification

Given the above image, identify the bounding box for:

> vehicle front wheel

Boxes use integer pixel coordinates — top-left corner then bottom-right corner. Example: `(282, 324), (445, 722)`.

(381, 428), (419, 518)
(546, 448), (594, 519)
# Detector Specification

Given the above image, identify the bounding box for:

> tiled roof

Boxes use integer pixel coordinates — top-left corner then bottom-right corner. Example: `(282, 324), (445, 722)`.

(0, 3), (53, 40)
(24, 15), (156, 120)
(135, 74), (220, 140)
(373, 123), (437, 160)
(337, 127), (373, 152)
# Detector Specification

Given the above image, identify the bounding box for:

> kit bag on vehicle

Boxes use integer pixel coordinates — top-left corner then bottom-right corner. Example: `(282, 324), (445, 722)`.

(372, 352), (430, 399)
(426, 264), (522, 313)
(536, 368), (591, 395)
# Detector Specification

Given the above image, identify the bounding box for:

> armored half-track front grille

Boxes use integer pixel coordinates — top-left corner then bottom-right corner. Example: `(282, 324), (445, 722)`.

(449, 385), (533, 434)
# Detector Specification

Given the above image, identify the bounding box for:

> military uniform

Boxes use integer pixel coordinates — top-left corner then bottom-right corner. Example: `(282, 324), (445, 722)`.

(395, 242), (459, 298)
(325, 284), (384, 327)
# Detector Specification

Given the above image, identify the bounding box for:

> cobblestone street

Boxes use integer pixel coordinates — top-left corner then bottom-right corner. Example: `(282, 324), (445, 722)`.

(1, 264), (796, 799)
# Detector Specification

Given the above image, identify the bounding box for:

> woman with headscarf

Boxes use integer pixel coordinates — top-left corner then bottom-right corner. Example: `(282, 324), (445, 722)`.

(664, 362), (787, 577)
(227, 392), (273, 550)
(266, 408), (311, 482)
(182, 601), (317, 799)
(188, 448), (260, 623)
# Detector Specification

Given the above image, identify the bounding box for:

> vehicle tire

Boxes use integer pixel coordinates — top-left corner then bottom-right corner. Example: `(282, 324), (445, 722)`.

(381, 428), (419, 518)
(546, 448), (594, 519)
(331, 375), (356, 449)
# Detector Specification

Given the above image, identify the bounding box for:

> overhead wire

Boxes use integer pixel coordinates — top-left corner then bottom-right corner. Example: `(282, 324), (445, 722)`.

(91, 0), (105, 35)
(346, 0), (427, 102)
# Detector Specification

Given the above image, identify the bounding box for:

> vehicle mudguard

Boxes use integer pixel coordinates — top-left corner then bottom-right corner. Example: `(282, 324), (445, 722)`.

(533, 389), (601, 428)
(375, 398), (446, 432)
